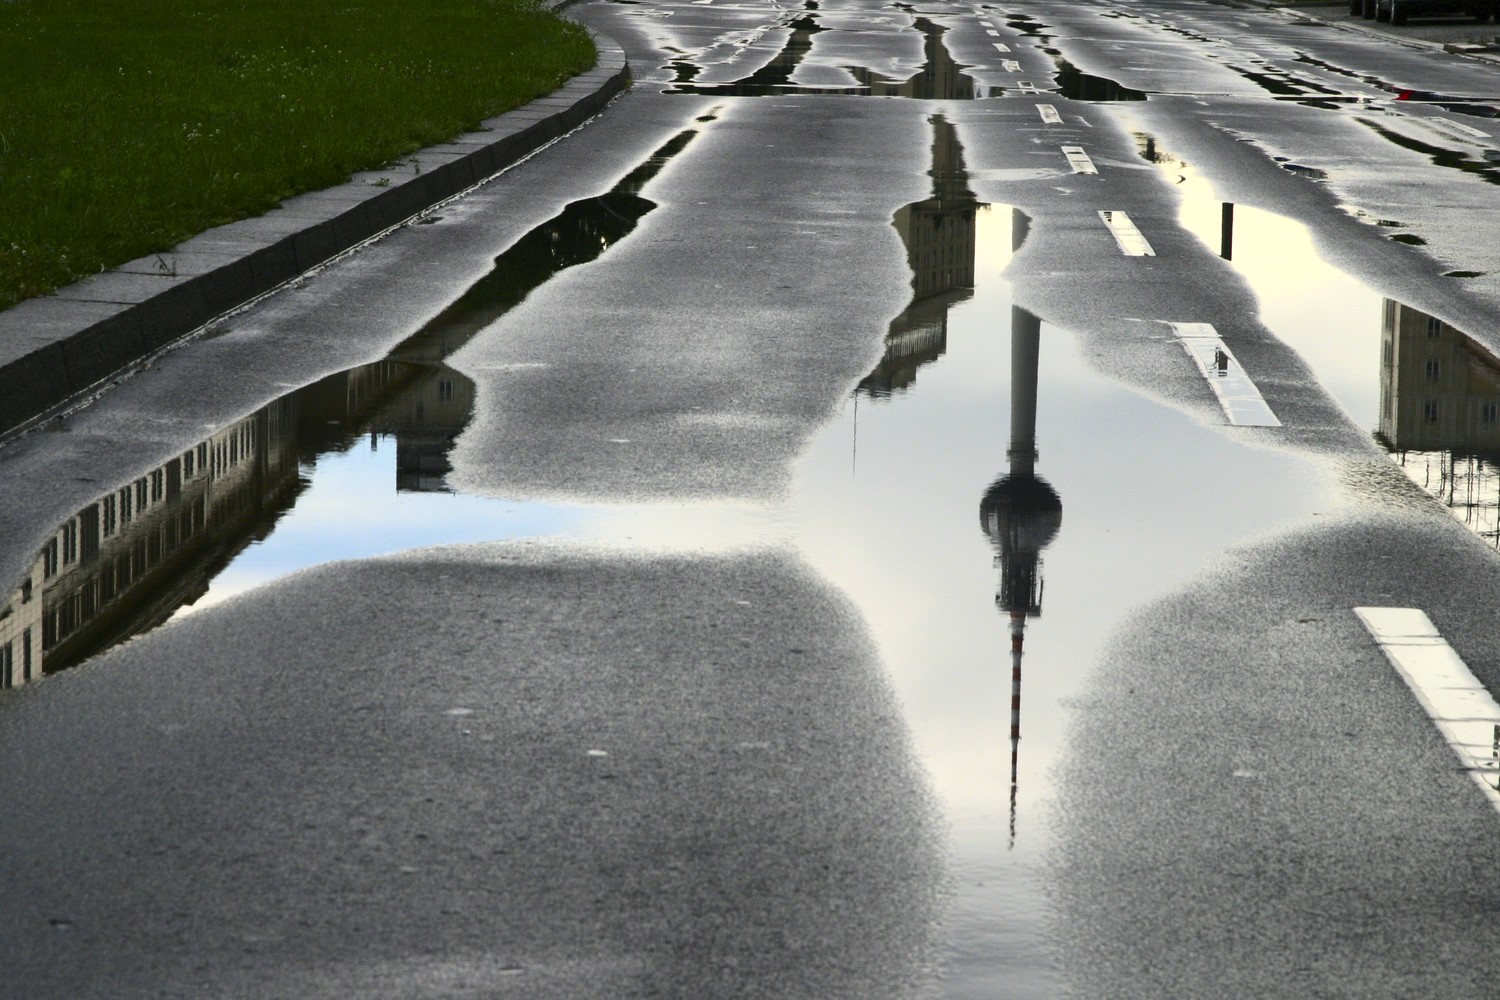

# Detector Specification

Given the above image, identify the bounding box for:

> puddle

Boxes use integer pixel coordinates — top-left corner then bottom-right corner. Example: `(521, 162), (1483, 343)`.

(1355, 117), (1500, 186)
(0, 118), (721, 685)
(1138, 130), (1385, 425)
(1232, 64), (1344, 98)
(793, 179), (1322, 1000)
(1003, 14), (1054, 42)
(1135, 131), (1500, 551)
(1050, 54), (1148, 102)
(664, 15), (990, 98)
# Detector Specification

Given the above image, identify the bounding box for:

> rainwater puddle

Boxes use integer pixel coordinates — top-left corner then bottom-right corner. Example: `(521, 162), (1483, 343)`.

(1136, 131), (1500, 549)
(1355, 117), (1500, 185)
(663, 14), (992, 98)
(0, 116), (746, 684)
(1049, 54), (1148, 102)
(791, 191), (1322, 1000)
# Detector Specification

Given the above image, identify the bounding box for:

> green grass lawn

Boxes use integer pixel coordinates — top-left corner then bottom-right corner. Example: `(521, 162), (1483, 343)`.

(0, 0), (596, 310)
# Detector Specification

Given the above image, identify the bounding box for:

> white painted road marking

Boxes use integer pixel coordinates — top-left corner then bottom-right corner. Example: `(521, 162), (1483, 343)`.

(1098, 210), (1155, 257)
(1061, 145), (1097, 174)
(987, 28), (1000, 35)
(1356, 607), (1500, 814)
(1036, 104), (1063, 124)
(993, 42), (1012, 52)
(1002, 59), (1022, 72)
(1426, 116), (1490, 141)
(1169, 321), (1281, 426)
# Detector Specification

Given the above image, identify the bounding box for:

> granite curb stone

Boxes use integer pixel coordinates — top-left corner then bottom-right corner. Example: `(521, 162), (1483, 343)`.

(0, 23), (629, 438)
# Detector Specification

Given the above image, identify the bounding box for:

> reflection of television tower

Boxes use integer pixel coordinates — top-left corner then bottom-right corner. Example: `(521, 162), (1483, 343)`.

(979, 215), (1062, 846)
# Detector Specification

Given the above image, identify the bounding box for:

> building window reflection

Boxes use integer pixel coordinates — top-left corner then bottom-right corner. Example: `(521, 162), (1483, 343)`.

(1423, 399), (1440, 423)
(61, 521), (77, 566)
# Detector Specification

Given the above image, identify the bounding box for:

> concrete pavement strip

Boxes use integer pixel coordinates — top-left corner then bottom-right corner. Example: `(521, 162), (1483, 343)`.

(0, 16), (630, 440)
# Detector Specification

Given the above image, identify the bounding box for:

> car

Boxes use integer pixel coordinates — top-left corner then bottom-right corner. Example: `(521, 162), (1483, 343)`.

(1354, 0), (1499, 24)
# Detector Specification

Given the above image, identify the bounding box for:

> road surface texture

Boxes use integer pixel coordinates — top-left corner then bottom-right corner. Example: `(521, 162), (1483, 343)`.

(5, 0), (1500, 997)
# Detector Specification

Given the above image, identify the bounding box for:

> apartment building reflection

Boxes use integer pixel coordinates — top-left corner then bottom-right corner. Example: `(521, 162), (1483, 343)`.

(1378, 299), (1500, 546)
(860, 115), (983, 396)
(0, 403), (303, 688)
(0, 361), (480, 690)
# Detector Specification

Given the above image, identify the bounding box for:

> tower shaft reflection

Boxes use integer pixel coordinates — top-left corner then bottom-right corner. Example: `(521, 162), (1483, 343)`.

(981, 225), (1062, 845)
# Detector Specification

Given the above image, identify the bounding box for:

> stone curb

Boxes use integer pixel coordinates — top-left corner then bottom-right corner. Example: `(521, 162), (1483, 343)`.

(0, 23), (629, 439)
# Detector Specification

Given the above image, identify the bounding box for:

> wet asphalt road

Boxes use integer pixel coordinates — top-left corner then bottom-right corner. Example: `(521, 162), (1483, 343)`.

(7, 0), (1500, 996)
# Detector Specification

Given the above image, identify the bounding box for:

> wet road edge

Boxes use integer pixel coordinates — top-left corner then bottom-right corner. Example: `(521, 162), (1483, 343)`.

(0, 12), (630, 441)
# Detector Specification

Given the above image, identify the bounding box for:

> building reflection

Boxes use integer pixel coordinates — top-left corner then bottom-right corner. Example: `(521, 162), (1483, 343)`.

(979, 229), (1062, 845)
(851, 19), (986, 100)
(1378, 299), (1500, 546)
(0, 403), (304, 689)
(0, 124), (706, 690)
(859, 115), (983, 396)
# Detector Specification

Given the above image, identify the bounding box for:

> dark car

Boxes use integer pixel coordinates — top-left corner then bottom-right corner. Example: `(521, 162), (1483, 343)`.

(1353, 0), (1499, 24)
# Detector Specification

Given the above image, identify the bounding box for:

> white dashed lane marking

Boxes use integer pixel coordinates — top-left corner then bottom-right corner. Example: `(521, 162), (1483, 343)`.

(1098, 210), (1155, 257)
(1061, 145), (1097, 174)
(1168, 321), (1281, 427)
(1035, 104), (1063, 124)
(1356, 607), (1500, 814)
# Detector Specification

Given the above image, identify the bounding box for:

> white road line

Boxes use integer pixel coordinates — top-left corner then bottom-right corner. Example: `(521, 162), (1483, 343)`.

(1015, 81), (1042, 93)
(987, 28), (1001, 35)
(993, 42), (1011, 52)
(1098, 210), (1156, 257)
(1036, 104), (1063, 124)
(1002, 59), (1022, 72)
(1356, 607), (1500, 814)
(1061, 145), (1097, 174)
(1168, 321), (1281, 426)
(1437, 116), (1489, 138)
